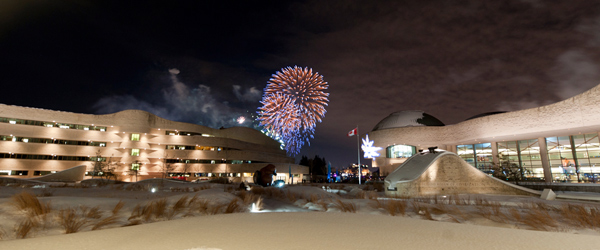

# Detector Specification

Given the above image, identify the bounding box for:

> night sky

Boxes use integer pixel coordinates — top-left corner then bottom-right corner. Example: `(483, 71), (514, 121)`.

(2, 0), (600, 168)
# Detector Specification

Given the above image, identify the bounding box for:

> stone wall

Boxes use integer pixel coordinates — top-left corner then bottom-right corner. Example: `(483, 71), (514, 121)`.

(385, 153), (538, 197)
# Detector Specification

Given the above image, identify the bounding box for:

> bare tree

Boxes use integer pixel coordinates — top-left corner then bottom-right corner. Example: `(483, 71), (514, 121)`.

(129, 160), (141, 182)
(91, 150), (104, 179)
(181, 161), (191, 178)
(160, 154), (174, 179)
(101, 155), (117, 181)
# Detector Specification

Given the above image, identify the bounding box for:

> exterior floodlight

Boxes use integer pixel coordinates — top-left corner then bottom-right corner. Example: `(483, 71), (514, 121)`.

(273, 180), (285, 188)
(251, 203), (259, 212)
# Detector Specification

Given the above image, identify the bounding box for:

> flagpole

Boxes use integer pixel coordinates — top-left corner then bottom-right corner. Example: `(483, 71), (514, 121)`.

(357, 126), (361, 185)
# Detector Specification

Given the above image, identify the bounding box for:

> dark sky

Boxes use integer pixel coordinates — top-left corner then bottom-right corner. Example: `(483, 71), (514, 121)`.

(2, 0), (600, 168)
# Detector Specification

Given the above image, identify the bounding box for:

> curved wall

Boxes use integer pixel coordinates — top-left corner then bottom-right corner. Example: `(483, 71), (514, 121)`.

(372, 85), (600, 150)
(0, 104), (306, 182)
(370, 84), (600, 182)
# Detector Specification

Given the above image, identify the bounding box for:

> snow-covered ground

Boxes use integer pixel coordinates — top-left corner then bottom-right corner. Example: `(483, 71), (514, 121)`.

(1, 181), (599, 249)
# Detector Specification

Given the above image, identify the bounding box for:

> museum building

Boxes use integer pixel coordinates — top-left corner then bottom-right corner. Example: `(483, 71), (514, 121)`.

(369, 84), (600, 183)
(0, 104), (307, 182)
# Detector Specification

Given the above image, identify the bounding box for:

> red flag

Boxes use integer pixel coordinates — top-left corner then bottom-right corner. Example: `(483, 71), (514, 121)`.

(347, 128), (357, 137)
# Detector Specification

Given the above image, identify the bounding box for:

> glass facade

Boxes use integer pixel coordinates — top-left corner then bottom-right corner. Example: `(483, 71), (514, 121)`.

(546, 136), (576, 182)
(518, 139), (544, 180)
(457, 133), (600, 183)
(497, 139), (544, 181)
(457, 143), (492, 173)
(475, 143), (493, 172)
(457, 144), (475, 166)
(547, 134), (600, 182)
(572, 134), (600, 182)
(386, 145), (416, 158)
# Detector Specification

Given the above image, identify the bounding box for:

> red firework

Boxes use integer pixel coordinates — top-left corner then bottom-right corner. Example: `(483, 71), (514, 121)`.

(258, 66), (329, 155)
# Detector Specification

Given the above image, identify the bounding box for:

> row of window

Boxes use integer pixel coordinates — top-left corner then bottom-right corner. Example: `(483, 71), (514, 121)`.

(1, 135), (106, 147)
(165, 130), (212, 137)
(165, 145), (237, 151)
(0, 117), (107, 131)
(457, 133), (600, 183)
(164, 159), (262, 164)
(0, 153), (105, 162)
(0, 170), (57, 176)
(169, 172), (244, 177)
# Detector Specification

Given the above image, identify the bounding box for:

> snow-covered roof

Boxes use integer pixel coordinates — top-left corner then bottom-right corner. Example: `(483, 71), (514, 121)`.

(372, 110), (444, 131)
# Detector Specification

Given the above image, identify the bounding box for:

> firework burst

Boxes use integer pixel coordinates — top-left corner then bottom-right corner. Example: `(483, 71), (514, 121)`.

(257, 66), (329, 155)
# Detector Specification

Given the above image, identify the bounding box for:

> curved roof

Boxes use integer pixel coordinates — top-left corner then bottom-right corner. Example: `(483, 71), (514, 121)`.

(372, 111), (444, 131)
(465, 111), (506, 121)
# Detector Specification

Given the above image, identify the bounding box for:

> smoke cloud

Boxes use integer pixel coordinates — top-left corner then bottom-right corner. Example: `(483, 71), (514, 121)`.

(93, 68), (261, 128)
(233, 85), (262, 102)
(550, 50), (600, 100)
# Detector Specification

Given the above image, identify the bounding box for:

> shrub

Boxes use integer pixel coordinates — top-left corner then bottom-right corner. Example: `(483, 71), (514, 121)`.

(12, 192), (52, 216)
(15, 218), (36, 239)
(168, 196), (189, 219)
(332, 199), (357, 213)
(521, 208), (557, 231)
(80, 205), (103, 219)
(92, 216), (121, 230)
(112, 200), (125, 215)
(374, 200), (407, 216)
(224, 199), (243, 214)
(558, 204), (600, 229)
(57, 208), (88, 234)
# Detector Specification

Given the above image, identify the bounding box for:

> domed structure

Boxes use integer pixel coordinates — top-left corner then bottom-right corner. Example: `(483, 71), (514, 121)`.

(372, 111), (444, 131)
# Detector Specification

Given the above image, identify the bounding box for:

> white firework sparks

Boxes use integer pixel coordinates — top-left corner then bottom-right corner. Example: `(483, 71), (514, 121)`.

(236, 116), (246, 124)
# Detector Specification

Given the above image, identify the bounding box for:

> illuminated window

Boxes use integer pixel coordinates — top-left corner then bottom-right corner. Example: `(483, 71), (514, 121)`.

(131, 134), (140, 141)
(131, 163), (140, 171)
(131, 149), (140, 156)
(386, 145), (416, 158)
(458, 143), (493, 174)
(9, 120), (16, 124)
